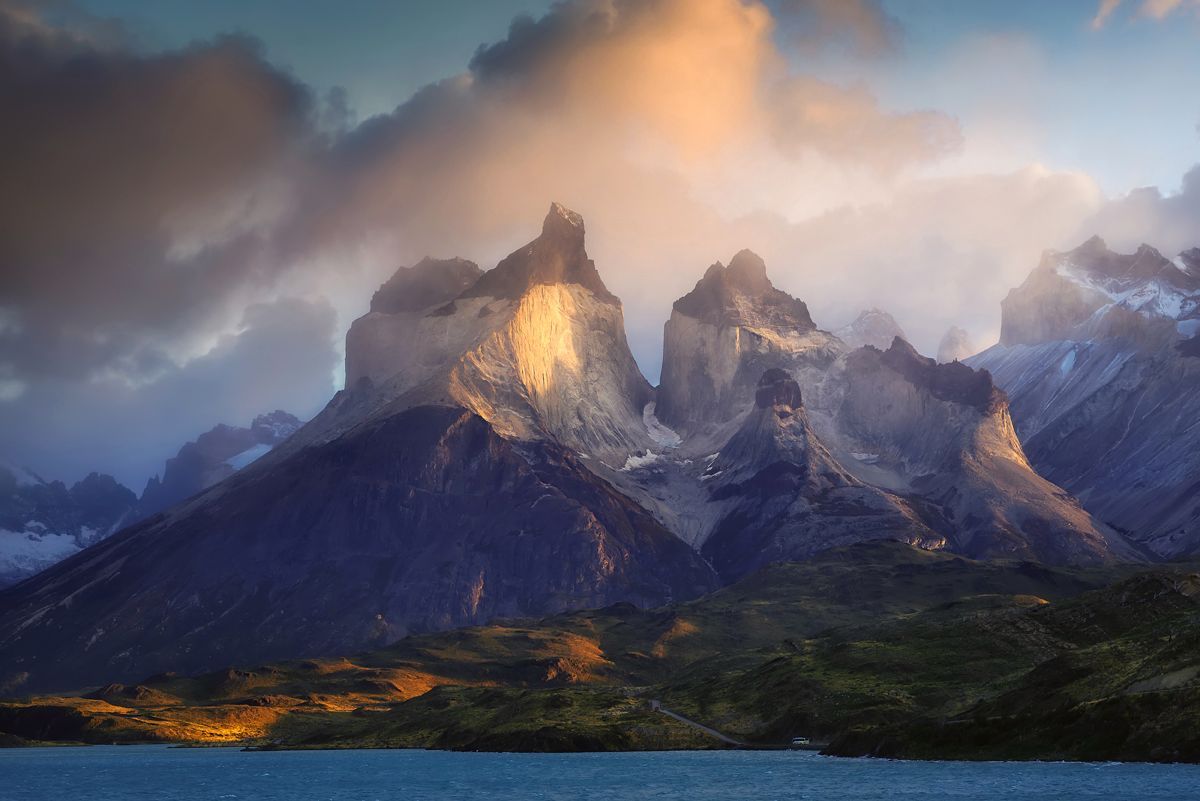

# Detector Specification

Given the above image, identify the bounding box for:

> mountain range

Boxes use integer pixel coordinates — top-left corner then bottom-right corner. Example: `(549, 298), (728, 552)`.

(0, 204), (1192, 697)
(970, 237), (1200, 557)
(0, 411), (301, 587)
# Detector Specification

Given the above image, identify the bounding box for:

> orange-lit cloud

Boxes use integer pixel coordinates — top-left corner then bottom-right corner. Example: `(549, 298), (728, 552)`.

(1091, 0), (1200, 28)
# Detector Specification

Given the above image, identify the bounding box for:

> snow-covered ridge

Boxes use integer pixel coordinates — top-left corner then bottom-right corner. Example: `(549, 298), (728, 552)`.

(1054, 245), (1200, 334)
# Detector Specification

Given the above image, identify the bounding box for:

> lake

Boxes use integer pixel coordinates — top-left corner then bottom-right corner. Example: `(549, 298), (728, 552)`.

(3, 746), (1200, 800)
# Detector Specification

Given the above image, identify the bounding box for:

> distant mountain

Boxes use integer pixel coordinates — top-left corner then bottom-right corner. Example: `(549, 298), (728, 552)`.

(0, 465), (137, 588)
(970, 237), (1200, 557)
(139, 410), (301, 518)
(937, 325), (975, 363)
(834, 308), (908, 351)
(0, 411), (303, 588)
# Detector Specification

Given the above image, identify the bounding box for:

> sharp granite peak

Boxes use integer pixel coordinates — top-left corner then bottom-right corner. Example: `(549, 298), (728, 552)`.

(0, 207), (1148, 694)
(657, 249), (835, 432)
(339, 201), (652, 462)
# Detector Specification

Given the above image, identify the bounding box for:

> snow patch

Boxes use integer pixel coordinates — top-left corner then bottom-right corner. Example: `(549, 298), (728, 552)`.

(226, 443), (272, 471)
(620, 452), (661, 472)
(642, 402), (681, 448)
(850, 452), (880, 464)
(0, 527), (83, 579)
(1059, 349), (1076, 376)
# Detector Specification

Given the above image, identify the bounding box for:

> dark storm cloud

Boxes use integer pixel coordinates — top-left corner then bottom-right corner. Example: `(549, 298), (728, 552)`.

(0, 296), (338, 488)
(0, 1), (319, 383)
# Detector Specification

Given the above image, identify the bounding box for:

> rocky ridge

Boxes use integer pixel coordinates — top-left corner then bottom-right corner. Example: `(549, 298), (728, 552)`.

(971, 237), (1200, 556)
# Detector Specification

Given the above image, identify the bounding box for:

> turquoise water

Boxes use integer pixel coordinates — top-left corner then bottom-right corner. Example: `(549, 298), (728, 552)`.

(3, 746), (1200, 800)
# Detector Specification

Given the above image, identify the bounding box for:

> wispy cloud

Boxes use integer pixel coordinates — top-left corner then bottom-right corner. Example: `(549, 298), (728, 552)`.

(1091, 0), (1200, 28)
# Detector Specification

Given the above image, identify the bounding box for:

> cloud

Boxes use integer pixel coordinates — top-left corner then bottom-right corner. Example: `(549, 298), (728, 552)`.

(1090, 0), (1200, 28)
(0, 296), (338, 488)
(778, 0), (902, 56)
(285, 0), (962, 277)
(0, 0), (1120, 485)
(0, 1), (321, 385)
(1080, 164), (1200, 254)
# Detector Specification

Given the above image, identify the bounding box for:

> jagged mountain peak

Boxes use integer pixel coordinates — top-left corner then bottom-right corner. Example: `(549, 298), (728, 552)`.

(370, 257), (483, 314)
(544, 200), (585, 235)
(871, 336), (1001, 412)
(835, 307), (907, 350)
(464, 202), (616, 304)
(672, 250), (814, 330)
(1055, 237), (1175, 286)
(726, 249), (773, 294)
(1002, 236), (1200, 347)
(250, 410), (301, 441)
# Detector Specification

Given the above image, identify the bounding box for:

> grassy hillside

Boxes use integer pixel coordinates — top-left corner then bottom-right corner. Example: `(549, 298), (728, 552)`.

(6, 542), (1197, 760)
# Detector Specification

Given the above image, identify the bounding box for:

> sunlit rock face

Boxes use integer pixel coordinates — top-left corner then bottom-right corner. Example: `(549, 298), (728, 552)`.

(345, 257), (483, 389)
(0, 204), (715, 693)
(326, 203), (652, 464)
(971, 237), (1200, 557)
(835, 308), (907, 351)
(700, 369), (943, 581)
(937, 326), (975, 363)
(656, 249), (841, 436)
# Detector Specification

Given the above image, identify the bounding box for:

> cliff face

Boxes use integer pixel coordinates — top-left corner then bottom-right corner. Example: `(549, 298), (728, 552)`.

(647, 254), (1132, 567)
(656, 250), (839, 435)
(971, 237), (1200, 557)
(323, 204), (653, 464)
(700, 369), (943, 581)
(0, 204), (715, 694)
(836, 340), (1130, 564)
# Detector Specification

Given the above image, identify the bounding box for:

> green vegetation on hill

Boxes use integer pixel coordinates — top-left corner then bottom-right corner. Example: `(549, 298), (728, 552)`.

(4, 542), (1198, 761)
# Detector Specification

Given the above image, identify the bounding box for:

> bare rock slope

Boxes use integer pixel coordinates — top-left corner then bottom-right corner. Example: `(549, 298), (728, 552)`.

(644, 255), (1132, 566)
(970, 237), (1200, 556)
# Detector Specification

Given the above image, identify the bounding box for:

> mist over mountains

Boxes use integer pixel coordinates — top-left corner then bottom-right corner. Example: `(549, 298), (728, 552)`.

(5, 203), (1195, 695)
